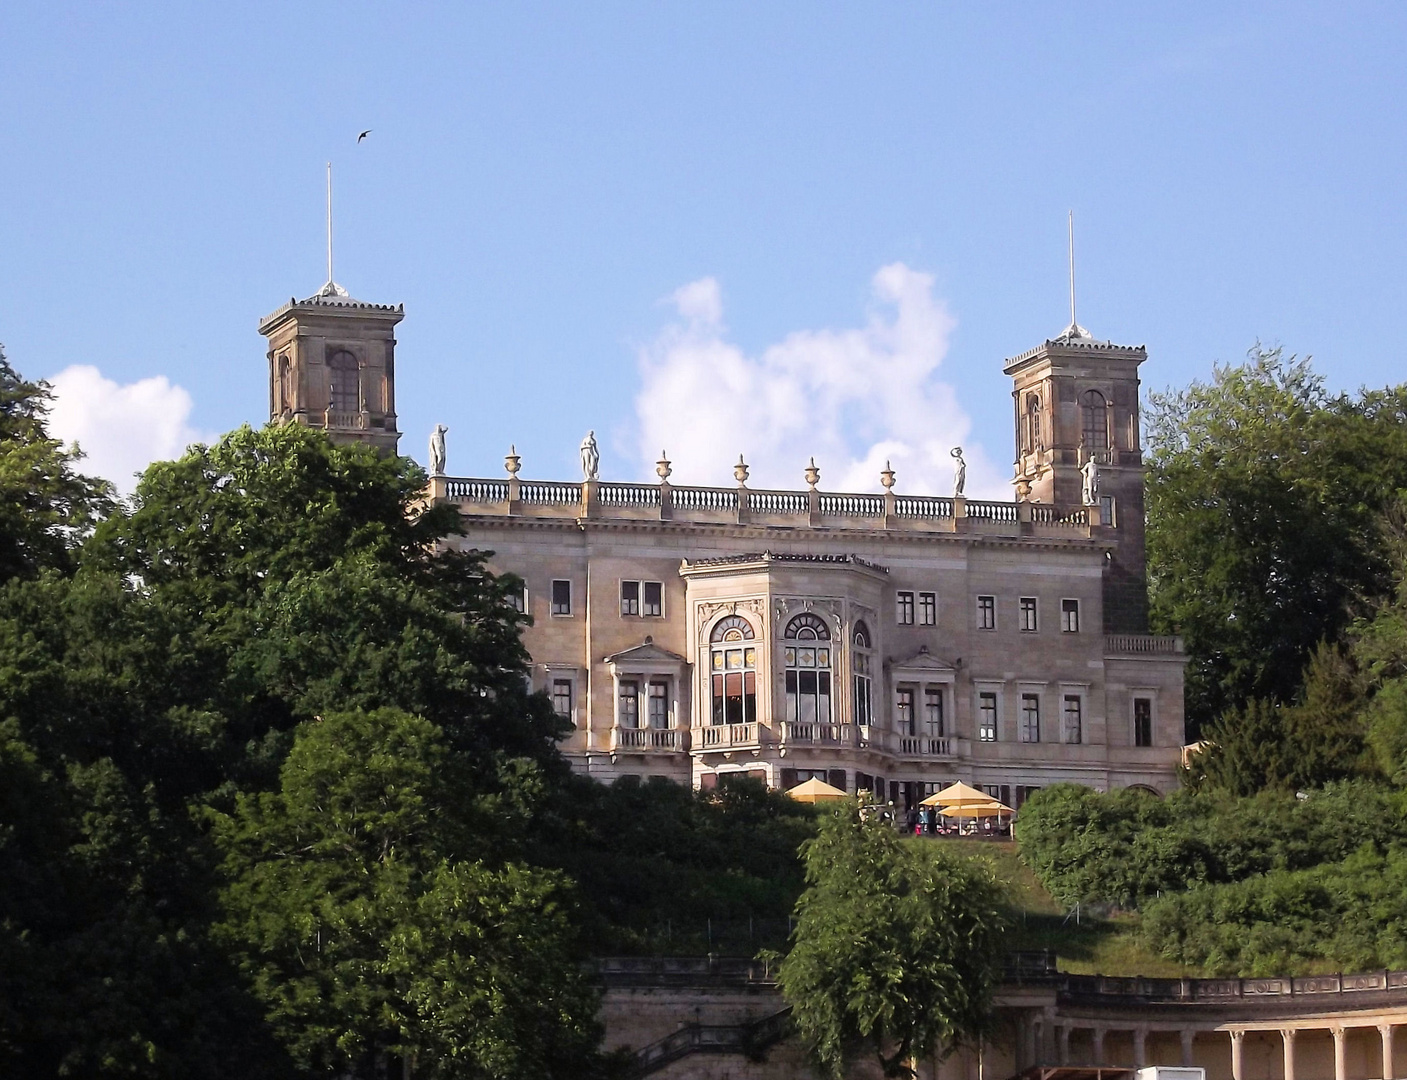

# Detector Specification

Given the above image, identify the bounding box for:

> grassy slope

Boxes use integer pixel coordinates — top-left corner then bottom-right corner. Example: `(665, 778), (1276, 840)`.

(923, 838), (1197, 978)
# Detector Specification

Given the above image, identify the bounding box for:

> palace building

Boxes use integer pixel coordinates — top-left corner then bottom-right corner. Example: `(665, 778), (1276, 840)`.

(260, 279), (1186, 807)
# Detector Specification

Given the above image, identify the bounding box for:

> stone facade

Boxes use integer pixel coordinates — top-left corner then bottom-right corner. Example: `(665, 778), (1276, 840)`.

(260, 283), (1186, 801)
(598, 959), (1407, 1080)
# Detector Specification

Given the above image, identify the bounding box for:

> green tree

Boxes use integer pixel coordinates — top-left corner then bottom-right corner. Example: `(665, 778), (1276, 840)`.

(0, 346), (110, 581)
(777, 807), (1009, 1079)
(1145, 347), (1407, 735)
(0, 421), (571, 1075)
(211, 708), (604, 1079)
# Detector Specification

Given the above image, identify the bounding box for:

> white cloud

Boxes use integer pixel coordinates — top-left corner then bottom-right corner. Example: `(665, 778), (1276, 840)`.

(633, 264), (1006, 497)
(46, 365), (214, 493)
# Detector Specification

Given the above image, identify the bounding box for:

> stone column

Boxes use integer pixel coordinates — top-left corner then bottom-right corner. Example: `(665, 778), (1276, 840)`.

(1134, 1028), (1148, 1069)
(1381, 1023), (1396, 1080)
(1230, 1030), (1245, 1080)
(1181, 1029), (1196, 1067)
(1283, 1028), (1298, 1080)
(1043, 1008), (1059, 1065)
(1093, 1028), (1105, 1066)
(1333, 1026), (1347, 1080)
(1058, 1026), (1071, 1066)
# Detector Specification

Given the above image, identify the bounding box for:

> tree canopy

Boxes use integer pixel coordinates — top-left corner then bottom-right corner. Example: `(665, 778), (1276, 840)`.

(1145, 347), (1407, 736)
(777, 806), (1009, 1079)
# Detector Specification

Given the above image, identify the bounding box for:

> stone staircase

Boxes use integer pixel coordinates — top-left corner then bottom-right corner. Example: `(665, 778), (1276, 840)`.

(628, 1006), (793, 1077)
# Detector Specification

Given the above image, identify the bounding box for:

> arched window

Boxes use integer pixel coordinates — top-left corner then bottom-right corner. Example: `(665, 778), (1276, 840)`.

(1081, 390), (1108, 452)
(1022, 394), (1042, 453)
(852, 621), (873, 727)
(709, 616), (756, 726)
(329, 350), (360, 414)
(784, 614), (832, 728)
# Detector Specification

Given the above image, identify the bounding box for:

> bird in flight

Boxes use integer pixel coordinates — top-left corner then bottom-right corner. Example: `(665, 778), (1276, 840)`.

(357, 129), (372, 143)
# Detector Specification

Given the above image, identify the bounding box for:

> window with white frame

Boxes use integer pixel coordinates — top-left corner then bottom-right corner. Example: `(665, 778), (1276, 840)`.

(552, 678), (574, 721)
(710, 616), (757, 726)
(924, 687), (944, 738)
(1134, 697), (1153, 747)
(852, 622), (873, 727)
(785, 614), (832, 726)
(978, 692), (998, 741)
(1062, 694), (1082, 744)
(896, 687), (916, 736)
(647, 681), (670, 729)
(1061, 598), (1080, 633)
(551, 579), (572, 616)
(977, 595), (996, 630)
(1020, 693), (1041, 742)
(618, 680), (640, 728)
(918, 592), (936, 626)
(643, 581), (663, 617)
(1019, 597), (1038, 632)
(896, 591), (915, 625)
(620, 580), (640, 616)
(509, 583), (527, 613)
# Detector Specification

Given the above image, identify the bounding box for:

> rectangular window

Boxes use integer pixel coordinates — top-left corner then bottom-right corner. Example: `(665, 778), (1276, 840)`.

(853, 653), (872, 727)
(896, 591), (915, 625)
(551, 579), (572, 616)
(1063, 695), (1082, 744)
(620, 580), (640, 616)
(918, 592), (936, 626)
(1134, 697), (1153, 747)
(1020, 693), (1041, 742)
(1100, 495), (1115, 525)
(643, 581), (663, 617)
(551, 678), (573, 721)
(618, 680), (640, 728)
(648, 681), (669, 729)
(924, 687), (944, 737)
(508, 583), (527, 613)
(978, 692), (998, 742)
(896, 688), (916, 736)
(977, 595), (996, 631)
(1019, 597), (1038, 632)
(1061, 598), (1080, 633)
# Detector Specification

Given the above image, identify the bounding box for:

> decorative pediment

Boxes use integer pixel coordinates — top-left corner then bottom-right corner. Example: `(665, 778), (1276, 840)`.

(603, 638), (688, 665)
(889, 645), (958, 674)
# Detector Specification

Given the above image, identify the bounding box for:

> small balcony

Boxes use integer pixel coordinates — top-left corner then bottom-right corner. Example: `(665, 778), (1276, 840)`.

(780, 722), (854, 747)
(694, 723), (759, 751)
(611, 726), (686, 752)
(898, 734), (952, 757)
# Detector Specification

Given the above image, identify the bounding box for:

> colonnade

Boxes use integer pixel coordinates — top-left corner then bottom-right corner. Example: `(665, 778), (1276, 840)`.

(1009, 1010), (1400, 1080)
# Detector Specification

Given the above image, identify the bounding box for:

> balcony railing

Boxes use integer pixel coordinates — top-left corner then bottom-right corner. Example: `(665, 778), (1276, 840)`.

(324, 410), (367, 429)
(432, 473), (1104, 537)
(780, 722), (853, 746)
(898, 734), (952, 757)
(696, 723), (758, 750)
(612, 727), (684, 751)
(1105, 634), (1185, 656)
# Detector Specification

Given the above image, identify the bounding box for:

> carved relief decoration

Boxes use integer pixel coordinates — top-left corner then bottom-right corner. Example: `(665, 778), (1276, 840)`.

(695, 597), (766, 638)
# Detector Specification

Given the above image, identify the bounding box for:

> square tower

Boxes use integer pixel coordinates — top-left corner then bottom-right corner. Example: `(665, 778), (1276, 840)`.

(259, 281), (404, 454)
(1005, 326), (1149, 633)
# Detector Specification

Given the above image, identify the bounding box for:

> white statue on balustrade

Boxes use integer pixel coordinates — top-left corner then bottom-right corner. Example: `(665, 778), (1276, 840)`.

(951, 447), (967, 498)
(580, 430), (600, 481)
(429, 424), (448, 476)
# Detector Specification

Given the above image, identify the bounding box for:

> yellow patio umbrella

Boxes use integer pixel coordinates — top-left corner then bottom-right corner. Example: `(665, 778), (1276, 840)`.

(919, 781), (992, 808)
(786, 777), (848, 804)
(937, 800), (1014, 818)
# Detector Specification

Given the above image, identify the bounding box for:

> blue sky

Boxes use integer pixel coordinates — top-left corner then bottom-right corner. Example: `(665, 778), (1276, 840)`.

(2, 3), (1405, 494)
